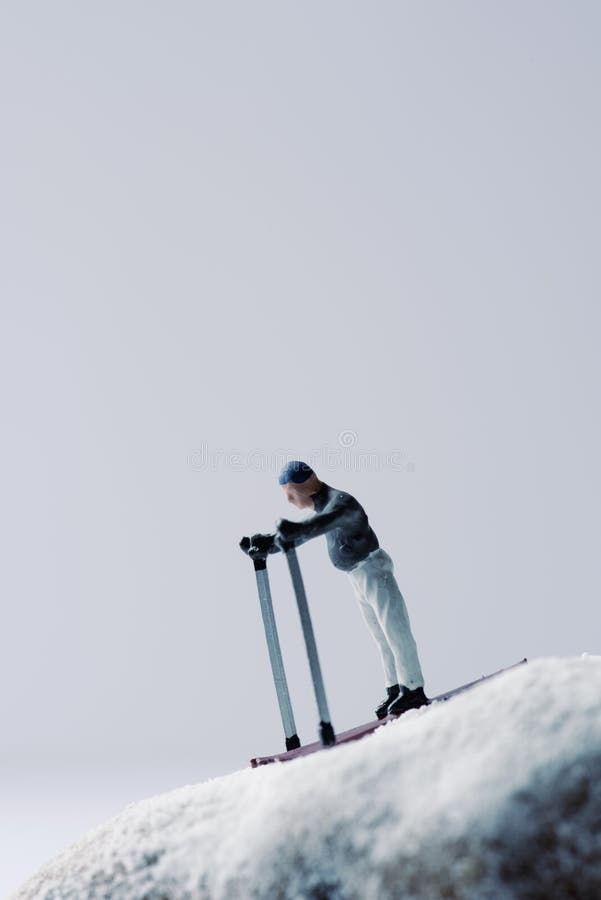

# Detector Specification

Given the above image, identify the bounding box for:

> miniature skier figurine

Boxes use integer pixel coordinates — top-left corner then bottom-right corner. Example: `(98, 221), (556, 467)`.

(240, 460), (429, 719)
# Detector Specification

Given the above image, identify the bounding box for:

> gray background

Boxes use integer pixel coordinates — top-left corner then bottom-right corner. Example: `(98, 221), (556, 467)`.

(1, 1), (600, 894)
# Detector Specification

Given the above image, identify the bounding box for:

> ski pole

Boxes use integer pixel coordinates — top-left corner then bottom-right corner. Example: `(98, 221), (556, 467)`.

(284, 544), (336, 747)
(251, 552), (301, 752)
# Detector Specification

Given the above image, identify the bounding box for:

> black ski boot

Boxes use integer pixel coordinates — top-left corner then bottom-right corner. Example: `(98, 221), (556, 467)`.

(375, 684), (400, 719)
(387, 685), (430, 717)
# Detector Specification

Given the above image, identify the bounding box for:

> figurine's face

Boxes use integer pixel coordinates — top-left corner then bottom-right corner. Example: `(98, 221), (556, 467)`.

(281, 474), (321, 510)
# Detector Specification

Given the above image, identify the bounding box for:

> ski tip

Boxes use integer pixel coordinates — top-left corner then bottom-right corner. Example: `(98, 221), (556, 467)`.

(250, 756), (274, 768)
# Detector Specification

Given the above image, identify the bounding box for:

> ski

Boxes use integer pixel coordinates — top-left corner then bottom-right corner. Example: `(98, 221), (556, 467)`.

(250, 658), (528, 767)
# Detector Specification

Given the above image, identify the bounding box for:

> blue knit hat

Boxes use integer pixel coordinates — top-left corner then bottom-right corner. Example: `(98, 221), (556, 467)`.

(278, 460), (314, 485)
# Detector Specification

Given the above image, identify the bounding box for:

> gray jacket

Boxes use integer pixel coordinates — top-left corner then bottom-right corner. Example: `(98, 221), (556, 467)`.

(276, 482), (379, 571)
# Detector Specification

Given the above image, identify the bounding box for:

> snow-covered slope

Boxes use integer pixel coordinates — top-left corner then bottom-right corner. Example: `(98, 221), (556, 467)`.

(14, 657), (601, 899)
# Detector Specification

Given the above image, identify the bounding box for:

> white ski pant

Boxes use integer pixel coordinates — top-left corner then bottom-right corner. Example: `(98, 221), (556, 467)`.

(347, 548), (424, 690)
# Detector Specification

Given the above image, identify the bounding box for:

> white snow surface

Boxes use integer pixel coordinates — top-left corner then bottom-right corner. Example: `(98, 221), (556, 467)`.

(14, 657), (601, 900)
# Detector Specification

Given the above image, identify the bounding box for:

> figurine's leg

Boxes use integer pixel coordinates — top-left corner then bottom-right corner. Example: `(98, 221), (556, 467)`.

(347, 567), (398, 686)
(358, 549), (425, 690)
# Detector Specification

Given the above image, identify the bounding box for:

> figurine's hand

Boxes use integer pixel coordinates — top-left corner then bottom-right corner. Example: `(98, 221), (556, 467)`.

(275, 518), (302, 543)
(249, 533), (278, 558)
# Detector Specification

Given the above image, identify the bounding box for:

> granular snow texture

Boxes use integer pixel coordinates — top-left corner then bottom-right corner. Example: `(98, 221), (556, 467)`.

(13, 656), (601, 900)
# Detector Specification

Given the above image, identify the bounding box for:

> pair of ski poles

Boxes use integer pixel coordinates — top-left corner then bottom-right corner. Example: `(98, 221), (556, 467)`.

(246, 540), (336, 752)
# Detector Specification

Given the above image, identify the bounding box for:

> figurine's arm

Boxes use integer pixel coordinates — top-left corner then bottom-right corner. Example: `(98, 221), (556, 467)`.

(276, 496), (363, 546)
